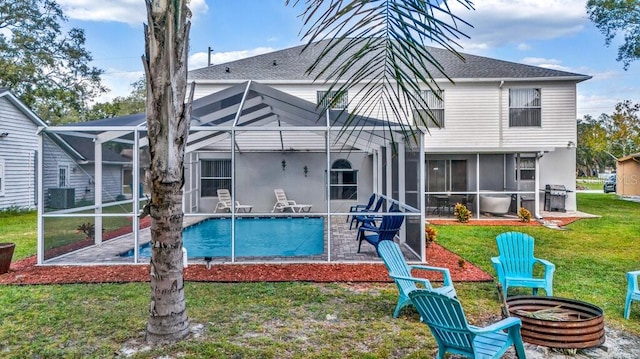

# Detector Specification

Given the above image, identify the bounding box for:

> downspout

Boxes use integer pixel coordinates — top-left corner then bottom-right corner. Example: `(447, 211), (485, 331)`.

(499, 80), (504, 147)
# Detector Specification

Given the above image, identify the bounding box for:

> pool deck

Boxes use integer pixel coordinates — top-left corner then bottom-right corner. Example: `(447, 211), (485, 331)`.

(45, 215), (419, 265)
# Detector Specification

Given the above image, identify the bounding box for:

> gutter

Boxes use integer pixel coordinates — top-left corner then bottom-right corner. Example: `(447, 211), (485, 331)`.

(499, 80), (504, 147)
(190, 75), (593, 85)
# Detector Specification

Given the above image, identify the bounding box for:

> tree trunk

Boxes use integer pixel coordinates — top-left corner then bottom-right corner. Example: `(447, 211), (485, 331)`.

(143, 0), (192, 344)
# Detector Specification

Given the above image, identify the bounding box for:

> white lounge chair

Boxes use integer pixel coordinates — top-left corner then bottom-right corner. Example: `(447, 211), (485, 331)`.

(215, 189), (253, 213)
(271, 189), (312, 213)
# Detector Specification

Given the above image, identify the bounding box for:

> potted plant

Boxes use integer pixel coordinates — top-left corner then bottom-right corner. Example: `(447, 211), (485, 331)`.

(0, 242), (15, 274)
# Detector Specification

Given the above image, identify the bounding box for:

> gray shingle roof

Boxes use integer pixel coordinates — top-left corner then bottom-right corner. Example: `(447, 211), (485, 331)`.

(189, 40), (590, 82)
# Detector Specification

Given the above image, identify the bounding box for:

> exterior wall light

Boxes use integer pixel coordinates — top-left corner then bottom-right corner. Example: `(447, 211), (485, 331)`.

(304, 166), (309, 177)
(281, 159), (286, 171)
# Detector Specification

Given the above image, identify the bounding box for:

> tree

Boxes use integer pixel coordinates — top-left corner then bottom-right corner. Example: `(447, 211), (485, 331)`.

(577, 114), (611, 175)
(0, 0), (105, 123)
(86, 78), (146, 120)
(587, 0), (640, 70)
(141, 0), (471, 343)
(142, 0), (192, 343)
(604, 100), (640, 157)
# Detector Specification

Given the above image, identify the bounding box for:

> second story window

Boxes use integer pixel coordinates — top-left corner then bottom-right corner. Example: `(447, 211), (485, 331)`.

(413, 90), (444, 128)
(317, 90), (348, 110)
(509, 88), (541, 127)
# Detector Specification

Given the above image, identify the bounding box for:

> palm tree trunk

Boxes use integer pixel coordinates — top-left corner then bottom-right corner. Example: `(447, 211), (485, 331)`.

(143, 0), (191, 343)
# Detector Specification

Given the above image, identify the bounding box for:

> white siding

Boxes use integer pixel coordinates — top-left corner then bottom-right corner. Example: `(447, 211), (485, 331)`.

(501, 81), (577, 149)
(195, 80), (578, 152)
(0, 97), (38, 209)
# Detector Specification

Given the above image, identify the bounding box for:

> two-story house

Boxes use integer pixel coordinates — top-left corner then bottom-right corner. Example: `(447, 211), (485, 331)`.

(188, 41), (591, 217)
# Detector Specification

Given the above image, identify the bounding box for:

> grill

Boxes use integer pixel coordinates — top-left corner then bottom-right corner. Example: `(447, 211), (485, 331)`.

(544, 184), (568, 212)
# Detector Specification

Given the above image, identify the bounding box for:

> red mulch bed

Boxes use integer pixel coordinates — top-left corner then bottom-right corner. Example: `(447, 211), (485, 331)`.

(0, 243), (492, 285)
(0, 217), (580, 285)
(428, 217), (581, 226)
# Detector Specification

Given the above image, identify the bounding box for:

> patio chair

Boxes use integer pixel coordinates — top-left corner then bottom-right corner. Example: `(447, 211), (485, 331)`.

(271, 189), (312, 213)
(352, 197), (385, 229)
(409, 289), (527, 359)
(491, 231), (555, 296)
(356, 207), (404, 253)
(377, 240), (456, 318)
(347, 193), (376, 227)
(624, 270), (640, 319)
(214, 189), (253, 213)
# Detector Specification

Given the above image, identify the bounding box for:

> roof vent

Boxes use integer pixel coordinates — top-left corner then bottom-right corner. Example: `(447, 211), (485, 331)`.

(225, 67), (230, 73)
(273, 59), (277, 66)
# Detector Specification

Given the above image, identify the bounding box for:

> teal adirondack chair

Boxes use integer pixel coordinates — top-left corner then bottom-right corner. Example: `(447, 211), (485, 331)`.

(625, 270), (640, 319)
(377, 240), (456, 318)
(409, 289), (527, 359)
(491, 231), (555, 296)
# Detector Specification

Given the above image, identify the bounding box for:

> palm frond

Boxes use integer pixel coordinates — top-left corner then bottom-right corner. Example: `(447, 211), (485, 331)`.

(288, 0), (474, 148)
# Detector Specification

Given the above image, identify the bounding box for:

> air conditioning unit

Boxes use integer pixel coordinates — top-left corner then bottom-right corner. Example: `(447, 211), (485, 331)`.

(48, 188), (75, 209)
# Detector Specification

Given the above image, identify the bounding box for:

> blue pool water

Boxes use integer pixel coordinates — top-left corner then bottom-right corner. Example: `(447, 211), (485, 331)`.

(122, 217), (324, 258)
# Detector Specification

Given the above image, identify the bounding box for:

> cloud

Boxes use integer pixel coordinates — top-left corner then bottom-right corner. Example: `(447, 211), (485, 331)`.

(188, 47), (276, 69)
(58, 0), (208, 26)
(517, 43), (532, 51)
(520, 57), (573, 72)
(447, 0), (587, 52)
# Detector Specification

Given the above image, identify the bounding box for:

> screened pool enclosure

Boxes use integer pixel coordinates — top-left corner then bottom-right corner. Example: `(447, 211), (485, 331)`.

(37, 81), (427, 265)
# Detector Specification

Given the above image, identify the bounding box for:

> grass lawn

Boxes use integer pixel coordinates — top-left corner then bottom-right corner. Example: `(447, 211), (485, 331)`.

(0, 193), (638, 358)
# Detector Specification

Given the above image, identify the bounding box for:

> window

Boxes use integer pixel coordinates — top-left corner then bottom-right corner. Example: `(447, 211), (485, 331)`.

(330, 159), (358, 200)
(317, 90), (348, 110)
(517, 156), (536, 181)
(58, 166), (68, 187)
(0, 159), (4, 195)
(200, 159), (231, 197)
(413, 90), (444, 128)
(509, 88), (541, 127)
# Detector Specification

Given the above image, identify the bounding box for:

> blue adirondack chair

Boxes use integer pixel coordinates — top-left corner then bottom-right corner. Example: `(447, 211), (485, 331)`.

(352, 197), (385, 229)
(491, 231), (555, 296)
(377, 240), (456, 318)
(625, 270), (640, 319)
(356, 208), (403, 253)
(409, 289), (527, 359)
(347, 193), (376, 229)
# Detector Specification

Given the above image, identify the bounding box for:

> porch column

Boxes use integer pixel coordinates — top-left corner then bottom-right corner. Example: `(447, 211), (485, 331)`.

(475, 153), (480, 219)
(133, 130), (140, 263)
(386, 145), (392, 205)
(535, 154), (541, 218)
(37, 131), (44, 264)
(325, 109), (332, 262)
(94, 139), (103, 245)
(419, 133), (426, 263)
(398, 141), (406, 243)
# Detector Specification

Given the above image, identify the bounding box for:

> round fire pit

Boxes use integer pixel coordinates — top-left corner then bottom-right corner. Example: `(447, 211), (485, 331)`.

(507, 296), (605, 349)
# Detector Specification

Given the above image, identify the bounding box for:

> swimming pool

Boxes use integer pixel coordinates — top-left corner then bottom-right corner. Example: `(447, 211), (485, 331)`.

(122, 217), (325, 258)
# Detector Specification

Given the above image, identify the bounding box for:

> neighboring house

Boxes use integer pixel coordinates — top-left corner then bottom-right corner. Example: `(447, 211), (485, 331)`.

(0, 89), (43, 210)
(188, 40), (591, 215)
(617, 153), (640, 196)
(43, 134), (131, 208)
(0, 88), (128, 210)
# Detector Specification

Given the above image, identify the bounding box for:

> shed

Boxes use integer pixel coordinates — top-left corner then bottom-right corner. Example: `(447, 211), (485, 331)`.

(617, 153), (640, 196)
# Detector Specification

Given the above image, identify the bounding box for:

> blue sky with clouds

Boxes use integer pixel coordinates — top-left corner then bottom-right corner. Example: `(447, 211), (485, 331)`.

(58, 0), (639, 119)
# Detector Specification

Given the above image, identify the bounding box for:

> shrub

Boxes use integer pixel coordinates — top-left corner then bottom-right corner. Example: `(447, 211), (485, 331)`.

(77, 222), (96, 240)
(425, 225), (438, 249)
(453, 203), (471, 223)
(518, 207), (532, 223)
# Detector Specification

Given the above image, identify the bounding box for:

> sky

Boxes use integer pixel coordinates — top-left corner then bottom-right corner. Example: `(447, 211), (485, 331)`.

(56, 0), (640, 119)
